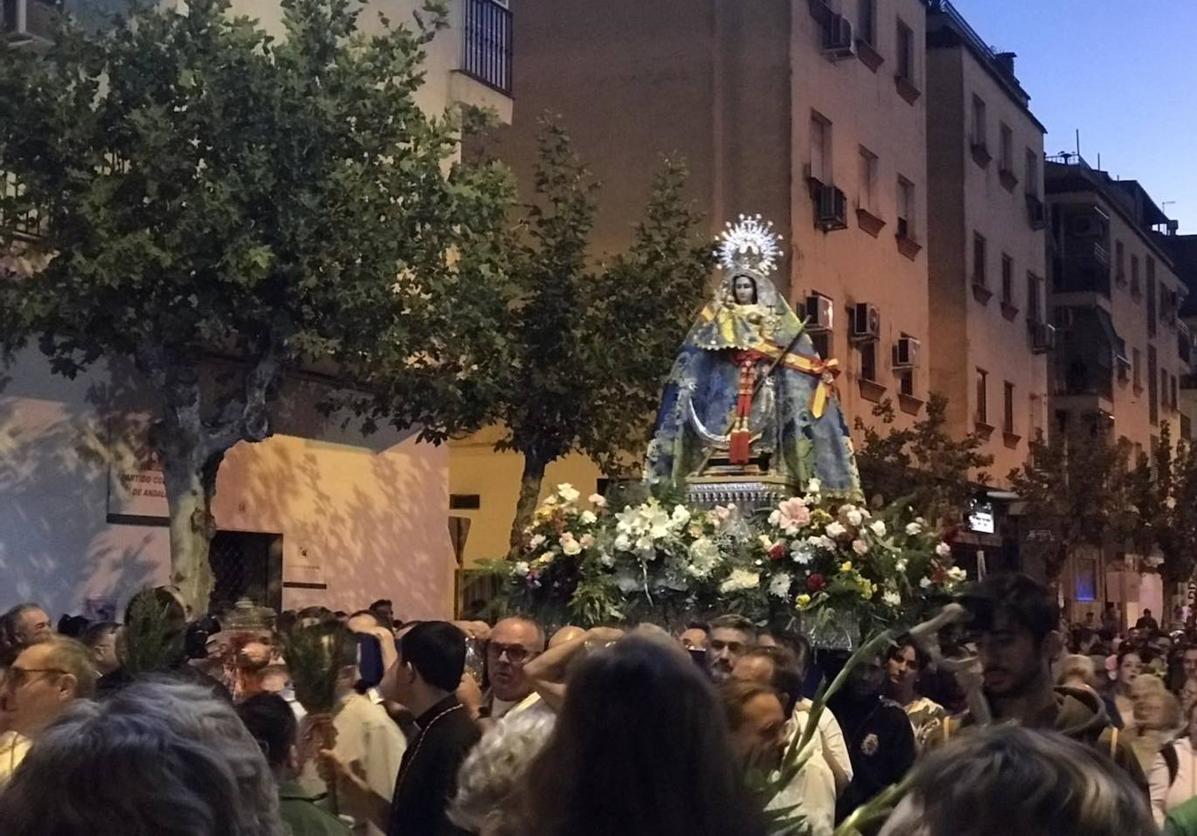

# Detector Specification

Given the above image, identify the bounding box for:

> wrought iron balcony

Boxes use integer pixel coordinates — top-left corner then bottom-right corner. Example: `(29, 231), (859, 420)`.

(462, 0), (512, 96)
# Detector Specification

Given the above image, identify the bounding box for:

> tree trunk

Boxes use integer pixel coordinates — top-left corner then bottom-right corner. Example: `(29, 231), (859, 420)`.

(160, 436), (222, 616)
(139, 343), (280, 615)
(509, 452), (548, 558)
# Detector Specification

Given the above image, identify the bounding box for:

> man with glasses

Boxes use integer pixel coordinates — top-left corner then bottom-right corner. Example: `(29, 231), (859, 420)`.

(1, 636), (97, 785)
(482, 616), (545, 721)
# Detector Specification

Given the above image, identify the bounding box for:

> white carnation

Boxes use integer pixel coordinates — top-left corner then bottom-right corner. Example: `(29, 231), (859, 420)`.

(919, 576), (933, 589)
(826, 521), (848, 539)
(557, 483), (581, 503)
(948, 566), (967, 582)
(528, 534), (546, 549)
(870, 520), (887, 538)
(769, 572), (793, 599)
(614, 533), (632, 552)
(559, 534), (582, 556)
(720, 569), (761, 594)
(580, 510), (598, 525)
(936, 542), (952, 558)
(905, 522), (923, 536)
(588, 493), (607, 508)
(846, 509), (864, 527)
(882, 590), (901, 607)
(513, 561), (530, 576)
(671, 505), (691, 526)
(806, 478), (821, 494)
(686, 537), (723, 579)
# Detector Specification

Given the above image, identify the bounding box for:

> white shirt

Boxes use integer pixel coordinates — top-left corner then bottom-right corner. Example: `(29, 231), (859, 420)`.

(770, 702), (853, 836)
(490, 690), (545, 721)
(0, 732), (31, 788)
(299, 691), (407, 836)
(1151, 736), (1197, 827)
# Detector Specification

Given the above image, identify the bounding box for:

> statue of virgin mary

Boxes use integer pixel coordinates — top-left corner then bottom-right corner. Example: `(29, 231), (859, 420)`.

(645, 215), (860, 501)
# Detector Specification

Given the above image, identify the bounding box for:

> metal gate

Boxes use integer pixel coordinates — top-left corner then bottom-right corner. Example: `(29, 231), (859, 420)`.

(208, 531), (283, 615)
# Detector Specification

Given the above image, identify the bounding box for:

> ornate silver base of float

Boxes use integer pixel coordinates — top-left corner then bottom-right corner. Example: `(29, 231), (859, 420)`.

(684, 473), (795, 514)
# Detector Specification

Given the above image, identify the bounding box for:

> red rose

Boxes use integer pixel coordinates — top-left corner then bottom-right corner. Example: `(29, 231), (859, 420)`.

(769, 543), (786, 561)
(806, 573), (826, 592)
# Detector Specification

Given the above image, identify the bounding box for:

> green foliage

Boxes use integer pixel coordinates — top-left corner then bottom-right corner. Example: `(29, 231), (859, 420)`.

(119, 588), (186, 676)
(1009, 425), (1136, 583)
(490, 118), (712, 543)
(0, 0), (512, 606)
(854, 394), (993, 524)
(1124, 421), (1197, 587)
(281, 621), (344, 715)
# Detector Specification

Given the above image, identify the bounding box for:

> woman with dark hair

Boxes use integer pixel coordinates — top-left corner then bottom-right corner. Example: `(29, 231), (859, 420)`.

(884, 640), (944, 746)
(517, 633), (766, 836)
(1115, 648), (1145, 734)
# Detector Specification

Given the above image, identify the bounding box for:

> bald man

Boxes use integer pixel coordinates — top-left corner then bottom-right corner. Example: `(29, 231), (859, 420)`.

(484, 616), (547, 721)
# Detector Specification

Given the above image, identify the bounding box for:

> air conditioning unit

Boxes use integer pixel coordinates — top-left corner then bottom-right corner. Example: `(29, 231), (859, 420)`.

(1031, 322), (1057, 353)
(1052, 307), (1075, 331)
(850, 303), (881, 342)
(805, 294), (834, 331)
(892, 336), (920, 369)
(822, 14), (854, 59)
(2, 0), (59, 45)
(815, 184), (848, 231)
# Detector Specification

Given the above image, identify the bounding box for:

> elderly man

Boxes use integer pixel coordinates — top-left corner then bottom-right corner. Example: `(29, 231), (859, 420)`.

(483, 616), (546, 721)
(0, 636), (97, 785)
(0, 603), (53, 664)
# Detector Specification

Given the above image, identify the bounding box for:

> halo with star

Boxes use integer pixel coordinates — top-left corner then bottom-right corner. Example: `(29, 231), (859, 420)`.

(715, 214), (784, 276)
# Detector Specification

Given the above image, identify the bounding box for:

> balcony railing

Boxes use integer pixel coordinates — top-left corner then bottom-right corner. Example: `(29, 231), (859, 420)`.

(462, 0), (512, 96)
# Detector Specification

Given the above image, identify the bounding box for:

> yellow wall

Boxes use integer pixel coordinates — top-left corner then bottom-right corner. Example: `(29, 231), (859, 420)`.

(449, 426), (602, 566)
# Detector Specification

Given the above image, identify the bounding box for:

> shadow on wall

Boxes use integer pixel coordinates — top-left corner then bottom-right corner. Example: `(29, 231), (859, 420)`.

(0, 353), (455, 621)
(213, 377), (455, 621)
(0, 355), (167, 618)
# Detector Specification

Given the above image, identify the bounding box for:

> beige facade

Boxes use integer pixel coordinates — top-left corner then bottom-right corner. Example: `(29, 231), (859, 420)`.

(451, 0), (935, 563)
(0, 0), (514, 618)
(925, 10), (1048, 484)
(227, 0), (513, 126)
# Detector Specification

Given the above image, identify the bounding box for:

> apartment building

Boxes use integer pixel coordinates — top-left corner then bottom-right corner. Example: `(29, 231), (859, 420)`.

(1045, 159), (1190, 620)
(450, 0), (933, 564)
(1045, 161), (1188, 452)
(924, 1), (1049, 486)
(0, 0), (514, 618)
(1161, 234), (1197, 442)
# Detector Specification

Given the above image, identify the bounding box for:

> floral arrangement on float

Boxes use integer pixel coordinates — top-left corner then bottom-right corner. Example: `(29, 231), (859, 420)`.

(492, 481), (964, 640)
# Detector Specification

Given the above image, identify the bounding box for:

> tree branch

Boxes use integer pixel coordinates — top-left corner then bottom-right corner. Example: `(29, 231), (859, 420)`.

(205, 335), (281, 458)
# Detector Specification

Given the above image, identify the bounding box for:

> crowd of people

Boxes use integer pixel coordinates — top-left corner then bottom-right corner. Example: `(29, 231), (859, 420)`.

(0, 578), (1186, 834)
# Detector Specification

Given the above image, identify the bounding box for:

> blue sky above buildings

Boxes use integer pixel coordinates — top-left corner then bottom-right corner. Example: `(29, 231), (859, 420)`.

(952, 0), (1197, 232)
